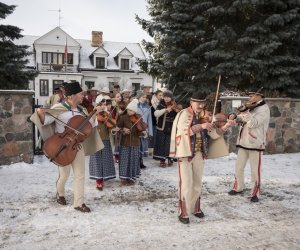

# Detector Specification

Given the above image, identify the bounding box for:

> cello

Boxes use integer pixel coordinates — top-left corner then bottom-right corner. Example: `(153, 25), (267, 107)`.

(43, 108), (97, 166)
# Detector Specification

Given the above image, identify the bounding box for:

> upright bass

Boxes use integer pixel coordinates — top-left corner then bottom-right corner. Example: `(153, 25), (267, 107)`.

(43, 108), (97, 166)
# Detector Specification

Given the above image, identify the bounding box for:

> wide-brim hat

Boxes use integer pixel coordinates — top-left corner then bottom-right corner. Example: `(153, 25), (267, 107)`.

(101, 87), (110, 94)
(121, 89), (131, 94)
(64, 82), (82, 97)
(141, 85), (152, 89)
(190, 92), (207, 102)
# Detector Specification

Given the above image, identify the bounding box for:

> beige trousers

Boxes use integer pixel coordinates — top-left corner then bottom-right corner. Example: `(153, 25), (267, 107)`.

(232, 148), (262, 197)
(178, 151), (204, 217)
(56, 146), (85, 207)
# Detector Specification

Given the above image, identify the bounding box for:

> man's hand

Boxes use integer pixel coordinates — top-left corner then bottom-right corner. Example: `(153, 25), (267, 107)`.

(201, 122), (213, 132)
(238, 112), (252, 122)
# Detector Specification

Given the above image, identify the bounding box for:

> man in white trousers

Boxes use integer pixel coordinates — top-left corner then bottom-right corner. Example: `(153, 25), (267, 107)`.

(228, 91), (270, 202)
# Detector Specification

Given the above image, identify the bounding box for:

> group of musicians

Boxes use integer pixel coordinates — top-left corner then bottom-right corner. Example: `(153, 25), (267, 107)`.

(31, 81), (270, 225)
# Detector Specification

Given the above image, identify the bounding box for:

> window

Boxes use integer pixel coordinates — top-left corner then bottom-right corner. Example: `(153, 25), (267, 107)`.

(85, 81), (95, 90)
(96, 57), (105, 69)
(53, 80), (64, 94)
(40, 79), (49, 96)
(121, 58), (129, 70)
(132, 83), (140, 92)
(42, 52), (73, 65)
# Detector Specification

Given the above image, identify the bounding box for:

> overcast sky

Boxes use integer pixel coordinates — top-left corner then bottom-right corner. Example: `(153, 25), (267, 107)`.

(2, 0), (153, 43)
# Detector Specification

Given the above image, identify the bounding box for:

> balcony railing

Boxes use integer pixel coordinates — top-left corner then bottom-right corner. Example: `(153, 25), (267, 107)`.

(37, 63), (79, 73)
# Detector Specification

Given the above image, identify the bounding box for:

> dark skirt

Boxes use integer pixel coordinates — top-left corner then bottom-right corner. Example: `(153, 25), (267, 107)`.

(89, 139), (116, 181)
(153, 130), (171, 161)
(119, 146), (140, 180)
(148, 126), (157, 148)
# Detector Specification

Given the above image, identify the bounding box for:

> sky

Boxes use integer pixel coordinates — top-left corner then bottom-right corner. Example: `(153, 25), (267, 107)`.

(2, 0), (153, 43)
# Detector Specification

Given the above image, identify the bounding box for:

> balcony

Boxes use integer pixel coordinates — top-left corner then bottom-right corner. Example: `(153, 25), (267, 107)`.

(37, 63), (79, 73)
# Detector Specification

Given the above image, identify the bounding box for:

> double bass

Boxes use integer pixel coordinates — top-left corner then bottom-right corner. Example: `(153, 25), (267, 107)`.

(43, 109), (97, 166)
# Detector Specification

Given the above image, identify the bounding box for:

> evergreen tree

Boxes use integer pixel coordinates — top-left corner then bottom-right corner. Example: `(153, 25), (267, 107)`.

(0, 2), (36, 89)
(137, 0), (300, 97)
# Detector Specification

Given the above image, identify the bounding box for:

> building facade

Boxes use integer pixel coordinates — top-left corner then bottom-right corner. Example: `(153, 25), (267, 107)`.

(16, 27), (153, 106)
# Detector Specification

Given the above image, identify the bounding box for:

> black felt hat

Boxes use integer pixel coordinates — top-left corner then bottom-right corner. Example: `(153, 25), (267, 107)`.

(246, 91), (265, 98)
(64, 82), (82, 96)
(190, 92), (207, 102)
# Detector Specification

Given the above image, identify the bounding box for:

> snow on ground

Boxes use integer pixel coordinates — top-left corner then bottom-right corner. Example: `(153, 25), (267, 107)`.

(0, 153), (299, 250)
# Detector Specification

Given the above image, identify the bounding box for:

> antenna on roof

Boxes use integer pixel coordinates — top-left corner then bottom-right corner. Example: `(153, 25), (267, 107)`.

(49, 8), (62, 27)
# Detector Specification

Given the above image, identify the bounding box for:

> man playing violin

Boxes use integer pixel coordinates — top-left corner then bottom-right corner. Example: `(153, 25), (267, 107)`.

(228, 90), (270, 203)
(170, 92), (235, 224)
(31, 82), (104, 213)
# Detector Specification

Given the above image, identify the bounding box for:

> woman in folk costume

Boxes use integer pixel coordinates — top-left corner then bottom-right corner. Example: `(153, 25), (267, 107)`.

(149, 89), (163, 151)
(31, 82), (104, 213)
(136, 90), (153, 169)
(117, 99), (147, 185)
(169, 92), (235, 224)
(113, 92), (127, 163)
(153, 90), (178, 167)
(89, 97), (120, 191)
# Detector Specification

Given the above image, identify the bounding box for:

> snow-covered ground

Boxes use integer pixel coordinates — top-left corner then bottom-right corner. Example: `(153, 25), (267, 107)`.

(0, 153), (299, 250)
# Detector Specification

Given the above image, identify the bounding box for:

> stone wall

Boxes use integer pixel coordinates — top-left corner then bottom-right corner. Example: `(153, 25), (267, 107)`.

(220, 97), (300, 154)
(0, 90), (35, 165)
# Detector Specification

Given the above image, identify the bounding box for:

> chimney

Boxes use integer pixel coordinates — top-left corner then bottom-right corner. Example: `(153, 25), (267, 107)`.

(91, 31), (103, 47)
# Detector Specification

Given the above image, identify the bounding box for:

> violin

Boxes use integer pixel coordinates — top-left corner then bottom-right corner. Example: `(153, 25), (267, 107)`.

(129, 114), (148, 132)
(43, 109), (96, 166)
(166, 100), (181, 112)
(81, 98), (94, 113)
(200, 111), (234, 128)
(237, 93), (264, 113)
(98, 111), (116, 128)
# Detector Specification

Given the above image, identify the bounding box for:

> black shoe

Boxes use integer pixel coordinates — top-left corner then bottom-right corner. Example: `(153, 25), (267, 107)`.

(178, 216), (190, 224)
(140, 164), (147, 169)
(140, 158), (147, 169)
(194, 211), (205, 218)
(250, 195), (259, 202)
(74, 204), (91, 213)
(228, 190), (243, 195)
(57, 196), (66, 205)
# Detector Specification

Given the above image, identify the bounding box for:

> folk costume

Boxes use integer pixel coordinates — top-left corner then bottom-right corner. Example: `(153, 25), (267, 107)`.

(89, 109), (116, 191)
(30, 82), (104, 212)
(117, 99), (146, 184)
(228, 92), (270, 202)
(153, 91), (177, 167)
(170, 92), (230, 224)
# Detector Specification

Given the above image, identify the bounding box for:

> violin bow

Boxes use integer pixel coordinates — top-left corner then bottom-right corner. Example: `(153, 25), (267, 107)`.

(212, 75), (221, 122)
(44, 111), (85, 136)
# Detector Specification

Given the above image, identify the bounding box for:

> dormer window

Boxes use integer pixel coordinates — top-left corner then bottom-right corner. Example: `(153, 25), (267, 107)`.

(96, 57), (105, 69)
(121, 58), (129, 70)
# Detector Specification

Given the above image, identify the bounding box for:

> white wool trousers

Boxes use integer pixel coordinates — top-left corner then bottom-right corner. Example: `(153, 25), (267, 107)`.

(56, 145), (85, 207)
(178, 151), (204, 217)
(233, 148), (262, 197)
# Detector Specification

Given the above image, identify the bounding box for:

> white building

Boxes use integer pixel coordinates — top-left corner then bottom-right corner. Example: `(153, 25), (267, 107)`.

(16, 27), (153, 105)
